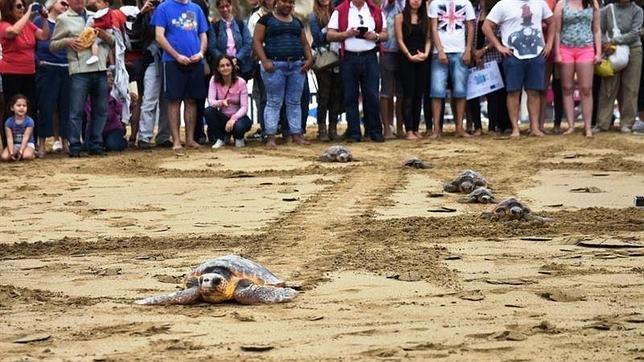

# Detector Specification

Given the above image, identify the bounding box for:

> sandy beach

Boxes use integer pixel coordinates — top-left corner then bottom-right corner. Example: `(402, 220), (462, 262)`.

(0, 129), (642, 360)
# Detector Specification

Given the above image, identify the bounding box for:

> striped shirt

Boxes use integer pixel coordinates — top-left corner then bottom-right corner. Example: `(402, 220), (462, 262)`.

(258, 14), (304, 60)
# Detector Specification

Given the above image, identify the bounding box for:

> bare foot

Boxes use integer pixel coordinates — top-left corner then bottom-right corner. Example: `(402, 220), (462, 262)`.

(510, 131), (521, 138)
(384, 132), (396, 139)
(429, 132), (441, 139)
(540, 128), (552, 135)
(473, 129), (482, 136)
(186, 141), (201, 148)
(562, 127), (575, 135)
(456, 131), (472, 138)
(585, 129), (593, 138)
(292, 134), (311, 145)
(173, 146), (186, 156)
(529, 130), (545, 137)
(405, 132), (418, 140)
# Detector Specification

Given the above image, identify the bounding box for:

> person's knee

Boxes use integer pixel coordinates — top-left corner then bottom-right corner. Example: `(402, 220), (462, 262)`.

(562, 84), (575, 95)
(580, 86), (592, 97)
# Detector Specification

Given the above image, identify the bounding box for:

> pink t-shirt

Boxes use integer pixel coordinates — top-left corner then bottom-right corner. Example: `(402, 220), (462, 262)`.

(224, 19), (236, 57)
(0, 21), (38, 74)
(207, 77), (248, 121)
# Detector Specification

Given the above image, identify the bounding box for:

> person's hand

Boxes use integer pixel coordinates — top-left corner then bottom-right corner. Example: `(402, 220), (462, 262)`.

(364, 31), (378, 41)
(496, 44), (513, 57)
(221, 98), (229, 107)
(301, 58), (313, 73)
(438, 50), (448, 64)
(344, 27), (360, 39)
(225, 119), (236, 133)
(602, 42), (614, 55)
(542, 43), (552, 58)
(554, 53), (562, 63)
(594, 53), (603, 64)
(68, 37), (84, 52)
(129, 92), (139, 105)
(409, 53), (422, 62)
(141, 0), (155, 13)
(416, 52), (428, 61)
(261, 59), (275, 73)
(462, 50), (471, 65)
(189, 53), (203, 63)
(175, 54), (191, 65)
(96, 28), (111, 42)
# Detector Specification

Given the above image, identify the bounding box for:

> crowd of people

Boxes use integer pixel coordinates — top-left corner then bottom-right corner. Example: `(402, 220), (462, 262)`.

(0, 0), (642, 160)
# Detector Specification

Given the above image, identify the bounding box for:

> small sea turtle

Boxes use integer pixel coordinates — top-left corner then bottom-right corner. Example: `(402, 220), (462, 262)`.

(462, 187), (496, 203)
(319, 145), (353, 162)
(404, 157), (432, 169)
(134, 255), (298, 305)
(443, 170), (488, 193)
(481, 197), (551, 223)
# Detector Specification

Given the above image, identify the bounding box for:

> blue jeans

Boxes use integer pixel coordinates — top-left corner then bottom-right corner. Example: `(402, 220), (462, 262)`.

(340, 51), (382, 141)
(36, 64), (70, 138)
(261, 60), (305, 135)
(430, 53), (468, 99)
(69, 71), (108, 154)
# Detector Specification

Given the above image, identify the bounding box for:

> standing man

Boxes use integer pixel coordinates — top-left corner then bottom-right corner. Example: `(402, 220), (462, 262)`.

(328, 0), (388, 143)
(482, 0), (554, 137)
(50, 0), (115, 157)
(152, 0), (208, 152)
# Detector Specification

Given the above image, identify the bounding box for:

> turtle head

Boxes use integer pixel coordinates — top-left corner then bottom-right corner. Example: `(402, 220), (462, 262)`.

(336, 152), (350, 162)
(198, 273), (230, 302)
(510, 205), (524, 216)
(460, 181), (474, 193)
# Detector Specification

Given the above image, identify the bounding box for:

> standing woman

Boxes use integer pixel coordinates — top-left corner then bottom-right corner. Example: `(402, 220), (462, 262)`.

(253, 0), (314, 148)
(595, 0), (643, 133)
(34, 0), (70, 156)
(553, 0), (602, 137)
(0, 0), (50, 147)
(309, 0), (343, 141)
(208, 0), (253, 80)
(394, 0), (430, 140)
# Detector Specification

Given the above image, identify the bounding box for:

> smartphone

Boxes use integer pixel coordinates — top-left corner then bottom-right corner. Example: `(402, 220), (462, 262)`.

(31, 2), (42, 13)
(356, 26), (368, 39)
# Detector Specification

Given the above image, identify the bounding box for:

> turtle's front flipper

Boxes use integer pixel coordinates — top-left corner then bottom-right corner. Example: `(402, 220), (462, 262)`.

(134, 287), (201, 305)
(233, 280), (298, 304)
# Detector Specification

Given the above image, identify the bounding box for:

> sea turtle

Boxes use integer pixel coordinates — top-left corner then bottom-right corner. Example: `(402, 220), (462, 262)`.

(443, 170), (488, 193)
(481, 197), (551, 223)
(134, 255), (298, 305)
(403, 157), (432, 169)
(462, 187), (496, 203)
(319, 145), (353, 162)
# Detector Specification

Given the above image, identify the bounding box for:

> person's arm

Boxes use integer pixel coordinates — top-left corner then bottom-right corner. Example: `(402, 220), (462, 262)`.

(189, 31), (207, 63)
(5, 127), (14, 157)
(156, 25), (190, 64)
(542, 15), (554, 57)
(34, 15), (51, 41)
(395, 14), (414, 61)
(592, 0), (602, 63)
(236, 21), (252, 62)
(207, 22), (223, 60)
(253, 22), (274, 72)
(300, 26), (314, 73)
(96, 28), (115, 48)
(553, 0), (563, 62)
(463, 19), (474, 65)
(3, 3), (39, 38)
(365, 11), (387, 43)
(422, 18), (431, 59)
(612, 7), (643, 45)
(308, 14), (324, 48)
(326, 10), (359, 42)
(430, 16), (448, 64)
(19, 126), (33, 155)
(207, 77), (223, 107)
(230, 80), (248, 121)
(481, 19), (511, 56)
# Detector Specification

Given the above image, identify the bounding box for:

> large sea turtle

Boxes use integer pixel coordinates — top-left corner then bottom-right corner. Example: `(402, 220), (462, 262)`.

(319, 145), (353, 162)
(443, 170), (488, 193)
(481, 197), (551, 223)
(462, 187), (496, 203)
(134, 255), (298, 305)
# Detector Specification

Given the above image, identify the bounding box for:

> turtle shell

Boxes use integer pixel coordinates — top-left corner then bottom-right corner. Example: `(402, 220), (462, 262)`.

(184, 255), (284, 289)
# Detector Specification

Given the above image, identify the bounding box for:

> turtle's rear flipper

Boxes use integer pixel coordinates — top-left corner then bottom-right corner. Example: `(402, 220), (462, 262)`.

(233, 280), (298, 304)
(134, 287), (201, 305)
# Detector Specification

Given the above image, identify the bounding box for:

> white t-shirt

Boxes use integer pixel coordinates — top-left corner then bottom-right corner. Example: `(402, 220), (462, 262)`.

(328, 2), (387, 52)
(486, 0), (553, 59)
(428, 0), (475, 54)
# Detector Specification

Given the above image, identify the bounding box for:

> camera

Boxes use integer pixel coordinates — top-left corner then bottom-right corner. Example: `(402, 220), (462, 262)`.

(356, 26), (368, 39)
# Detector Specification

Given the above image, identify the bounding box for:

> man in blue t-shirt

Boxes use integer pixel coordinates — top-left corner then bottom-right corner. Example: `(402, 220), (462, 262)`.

(152, 0), (208, 152)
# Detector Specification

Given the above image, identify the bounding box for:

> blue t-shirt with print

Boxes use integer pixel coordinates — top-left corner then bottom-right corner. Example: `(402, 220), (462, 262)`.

(5, 116), (35, 145)
(151, 0), (208, 62)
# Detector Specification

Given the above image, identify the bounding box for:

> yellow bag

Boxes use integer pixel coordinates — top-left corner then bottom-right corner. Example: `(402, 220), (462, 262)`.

(594, 58), (615, 77)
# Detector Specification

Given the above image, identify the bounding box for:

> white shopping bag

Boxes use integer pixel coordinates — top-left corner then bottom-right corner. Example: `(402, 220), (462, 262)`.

(466, 61), (505, 100)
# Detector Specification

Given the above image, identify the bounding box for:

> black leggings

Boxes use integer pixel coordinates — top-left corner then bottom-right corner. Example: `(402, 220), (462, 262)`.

(204, 107), (252, 141)
(399, 56), (427, 132)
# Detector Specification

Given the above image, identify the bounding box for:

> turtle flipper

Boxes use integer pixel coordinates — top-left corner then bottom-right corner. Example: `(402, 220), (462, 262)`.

(134, 287), (201, 305)
(233, 280), (298, 304)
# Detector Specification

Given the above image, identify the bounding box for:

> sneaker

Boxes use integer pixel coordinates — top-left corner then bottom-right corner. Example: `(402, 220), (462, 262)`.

(621, 126), (632, 134)
(86, 55), (99, 65)
(52, 140), (63, 153)
(211, 139), (226, 149)
(156, 140), (173, 148)
(592, 126), (605, 133)
(234, 139), (245, 148)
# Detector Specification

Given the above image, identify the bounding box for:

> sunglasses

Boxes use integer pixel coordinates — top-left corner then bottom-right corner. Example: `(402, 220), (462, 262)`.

(358, 14), (364, 25)
(14, 2), (24, 9)
(60, 1), (68, 6)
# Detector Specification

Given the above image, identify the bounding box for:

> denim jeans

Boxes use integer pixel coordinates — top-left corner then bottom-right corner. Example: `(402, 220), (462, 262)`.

(260, 60), (305, 135)
(138, 59), (171, 144)
(36, 64), (70, 138)
(340, 51), (382, 141)
(430, 52), (468, 99)
(204, 107), (253, 141)
(69, 71), (108, 154)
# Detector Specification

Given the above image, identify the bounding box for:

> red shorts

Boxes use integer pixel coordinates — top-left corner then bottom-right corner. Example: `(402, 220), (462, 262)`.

(559, 45), (595, 63)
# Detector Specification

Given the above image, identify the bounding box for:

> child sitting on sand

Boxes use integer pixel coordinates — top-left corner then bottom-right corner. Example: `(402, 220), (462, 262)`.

(1, 95), (36, 162)
(85, 0), (113, 65)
